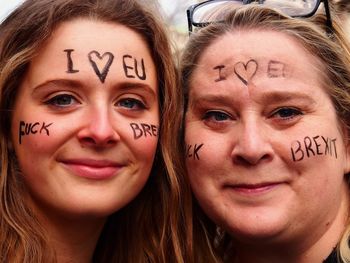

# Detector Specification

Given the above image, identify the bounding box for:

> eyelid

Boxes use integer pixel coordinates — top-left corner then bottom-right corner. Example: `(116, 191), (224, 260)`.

(268, 107), (304, 125)
(44, 92), (81, 110)
(114, 97), (149, 112)
(43, 91), (80, 102)
(116, 93), (149, 108)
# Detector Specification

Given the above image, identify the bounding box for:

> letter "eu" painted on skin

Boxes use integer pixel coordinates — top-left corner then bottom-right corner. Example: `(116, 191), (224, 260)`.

(123, 55), (146, 80)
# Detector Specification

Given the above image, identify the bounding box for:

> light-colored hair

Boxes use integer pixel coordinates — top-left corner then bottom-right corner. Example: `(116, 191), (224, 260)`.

(180, 5), (350, 263)
(0, 0), (191, 262)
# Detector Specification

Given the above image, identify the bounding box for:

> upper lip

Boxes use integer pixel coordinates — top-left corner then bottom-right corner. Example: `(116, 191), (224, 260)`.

(59, 158), (124, 168)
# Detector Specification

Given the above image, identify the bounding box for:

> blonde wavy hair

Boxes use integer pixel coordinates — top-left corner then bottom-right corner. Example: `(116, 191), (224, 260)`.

(0, 0), (191, 262)
(180, 4), (350, 263)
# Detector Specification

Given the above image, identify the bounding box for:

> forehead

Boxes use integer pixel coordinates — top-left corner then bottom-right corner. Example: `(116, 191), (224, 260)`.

(46, 18), (148, 52)
(191, 29), (324, 87)
(30, 18), (153, 71)
(25, 18), (156, 88)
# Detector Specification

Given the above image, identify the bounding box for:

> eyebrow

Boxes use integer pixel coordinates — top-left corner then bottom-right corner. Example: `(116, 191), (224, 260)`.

(260, 91), (317, 105)
(189, 93), (234, 108)
(32, 79), (157, 98)
(189, 90), (317, 107)
(113, 81), (158, 98)
(32, 79), (83, 94)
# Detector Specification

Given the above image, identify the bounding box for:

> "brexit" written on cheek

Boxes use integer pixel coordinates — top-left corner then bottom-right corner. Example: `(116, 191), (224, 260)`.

(130, 122), (158, 140)
(290, 135), (337, 162)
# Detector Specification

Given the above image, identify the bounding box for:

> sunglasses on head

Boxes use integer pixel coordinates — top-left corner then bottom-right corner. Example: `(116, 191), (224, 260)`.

(187, 0), (332, 33)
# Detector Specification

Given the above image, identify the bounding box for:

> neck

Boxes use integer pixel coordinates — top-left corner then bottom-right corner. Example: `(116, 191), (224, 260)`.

(33, 204), (106, 263)
(234, 183), (349, 263)
(48, 216), (105, 263)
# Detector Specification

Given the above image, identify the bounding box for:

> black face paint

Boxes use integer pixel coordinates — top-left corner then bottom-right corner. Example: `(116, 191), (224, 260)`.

(64, 49), (79, 73)
(123, 54), (147, 80)
(233, 59), (258, 86)
(19, 121), (53, 144)
(130, 123), (158, 139)
(290, 135), (338, 162)
(267, 60), (286, 78)
(88, 50), (114, 83)
(186, 143), (204, 160)
(213, 65), (226, 82)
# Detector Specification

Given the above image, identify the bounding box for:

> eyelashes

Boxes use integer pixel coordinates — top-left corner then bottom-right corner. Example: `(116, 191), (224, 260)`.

(116, 98), (147, 110)
(44, 93), (148, 113)
(45, 94), (79, 108)
(200, 106), (303, 130)
(270, 107), (303, 121)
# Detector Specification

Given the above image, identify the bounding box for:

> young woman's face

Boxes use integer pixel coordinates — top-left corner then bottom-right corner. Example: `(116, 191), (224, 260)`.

(185, 30), (350, 244)
(11, 19), (159, 219)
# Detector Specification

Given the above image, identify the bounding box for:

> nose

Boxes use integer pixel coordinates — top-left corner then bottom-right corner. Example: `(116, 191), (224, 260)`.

(231, 119), (274, 166)
(77, 107), (120, 147)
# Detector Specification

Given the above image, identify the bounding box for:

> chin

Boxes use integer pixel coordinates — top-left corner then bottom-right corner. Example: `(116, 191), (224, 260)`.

(220, 211), (289, 242)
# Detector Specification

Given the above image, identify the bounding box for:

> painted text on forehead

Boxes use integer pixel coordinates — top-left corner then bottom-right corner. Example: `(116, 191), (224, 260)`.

(193, 30), (325, 92)
(64, 49), (148, 83)
(212, 58), (289, 86)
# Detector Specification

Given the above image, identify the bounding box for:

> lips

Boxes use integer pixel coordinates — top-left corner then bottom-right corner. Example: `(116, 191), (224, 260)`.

(229, 182), (283, 195)
(60, 159), (124, 180)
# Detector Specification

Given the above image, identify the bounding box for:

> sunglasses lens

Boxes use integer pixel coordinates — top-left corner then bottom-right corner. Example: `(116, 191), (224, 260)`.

(262, 0), (318, 16)
(192, 1), (242, 24)
(192, 0), (319, 25)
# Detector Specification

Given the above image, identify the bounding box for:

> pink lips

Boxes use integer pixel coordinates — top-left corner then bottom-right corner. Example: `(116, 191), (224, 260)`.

(61, 159), (124, 180)
(231, 183), (281, 195)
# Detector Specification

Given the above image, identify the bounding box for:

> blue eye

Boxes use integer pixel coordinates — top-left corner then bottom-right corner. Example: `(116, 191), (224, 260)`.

(46, 94), (78, 107)
(117, 98), (146, 110)
(203, 111), (231, 122)
(272, 107), (302, 120)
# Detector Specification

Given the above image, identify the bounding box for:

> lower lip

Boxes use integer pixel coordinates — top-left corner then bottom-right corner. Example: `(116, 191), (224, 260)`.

(231, 183), (281, 195)
(62, 163), (122, 180)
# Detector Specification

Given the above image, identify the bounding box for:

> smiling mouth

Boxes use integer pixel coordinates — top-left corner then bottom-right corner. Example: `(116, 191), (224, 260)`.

(61, 159), (125, 180)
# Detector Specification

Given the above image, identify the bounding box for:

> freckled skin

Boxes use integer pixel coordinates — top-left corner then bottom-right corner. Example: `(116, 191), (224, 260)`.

(185, 30), (350, 259)
(11, 19), (159, 221)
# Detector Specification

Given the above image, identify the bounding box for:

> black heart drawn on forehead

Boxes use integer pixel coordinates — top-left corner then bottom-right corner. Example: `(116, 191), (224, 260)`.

(233, 59), (258, 86)
(88, 51), (114, 83)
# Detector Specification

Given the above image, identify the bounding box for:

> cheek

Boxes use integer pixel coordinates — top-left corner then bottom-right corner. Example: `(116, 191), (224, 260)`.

(185, 129), (229, 190)
(123, 121), (159, 165)
(12, 119), (59, 158)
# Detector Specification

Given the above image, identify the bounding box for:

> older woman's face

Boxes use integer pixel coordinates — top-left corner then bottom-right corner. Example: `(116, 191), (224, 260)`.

(11, 19), (159, 219)
(185, 30), (350, 244)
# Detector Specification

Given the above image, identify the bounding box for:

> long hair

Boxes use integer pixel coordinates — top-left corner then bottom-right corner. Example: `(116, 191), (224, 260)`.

(180, 5), (350, 263)
(0, 0), (191, 262)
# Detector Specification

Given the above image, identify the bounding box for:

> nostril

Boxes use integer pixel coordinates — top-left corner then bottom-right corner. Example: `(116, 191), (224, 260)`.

(81, 137), (96, 145)
(233, 152), (273, 166)
(234, 155), (253, 166)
